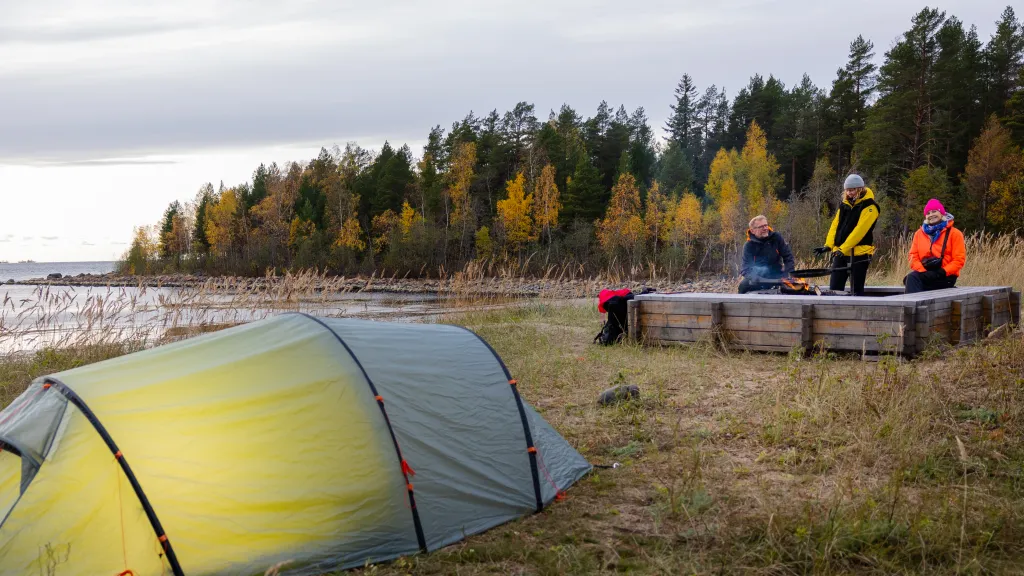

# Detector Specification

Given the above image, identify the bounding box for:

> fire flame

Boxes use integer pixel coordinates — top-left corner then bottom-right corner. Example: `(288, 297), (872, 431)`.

(782, 277), (810, 291)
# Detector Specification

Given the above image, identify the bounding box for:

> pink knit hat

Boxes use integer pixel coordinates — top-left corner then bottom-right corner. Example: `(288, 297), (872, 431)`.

(924, 198), (945, 216)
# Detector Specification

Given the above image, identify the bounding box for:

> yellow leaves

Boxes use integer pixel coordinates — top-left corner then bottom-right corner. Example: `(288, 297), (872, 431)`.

(533, 164), (561, 240)
(206, 188), (238, 257)
(371, 209), (399, 253)
(335, 216), (366, 252)
(446, 142), (477, 227)
(717, 177), (741, 245)
(644, 181), (665, 242)
(288, 217), (315, 249)
(399, 201), (422, 237)
(497, 172), (535, 250)
(705, 149), (739, 205)
(706, 129), (781, 219)
(990, 166), (1024, 231)
(663, 191), (703, 246)
(740, 120), (782, 220)
(597, 173), (646, 258)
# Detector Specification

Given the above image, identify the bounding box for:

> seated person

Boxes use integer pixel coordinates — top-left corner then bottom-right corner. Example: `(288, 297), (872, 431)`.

(906, 199), (965, 293)
(738, 215), (795, 294)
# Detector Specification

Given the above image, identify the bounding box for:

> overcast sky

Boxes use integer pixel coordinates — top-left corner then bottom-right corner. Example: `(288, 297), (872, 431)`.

(0, 0), (1013, 262)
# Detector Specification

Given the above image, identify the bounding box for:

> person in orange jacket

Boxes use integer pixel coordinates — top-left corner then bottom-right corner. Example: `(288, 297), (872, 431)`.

(905, 198), (966, 293)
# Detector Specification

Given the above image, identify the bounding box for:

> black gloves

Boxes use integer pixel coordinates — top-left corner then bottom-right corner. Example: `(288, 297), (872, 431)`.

(813, 246), (831, 255)
(921, 256), (943, 271)
(924, 268), (946, 281)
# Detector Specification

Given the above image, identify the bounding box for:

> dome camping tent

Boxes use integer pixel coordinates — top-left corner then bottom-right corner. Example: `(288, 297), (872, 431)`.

(0, 314), (590, 575)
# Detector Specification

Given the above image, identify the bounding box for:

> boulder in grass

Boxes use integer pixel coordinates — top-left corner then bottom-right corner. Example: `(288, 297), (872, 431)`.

(597, 384), (640, 406)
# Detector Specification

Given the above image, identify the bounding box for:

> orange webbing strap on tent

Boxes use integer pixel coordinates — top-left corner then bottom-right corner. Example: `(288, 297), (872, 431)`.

(299, 314), (428, 553)
(42, 378), (185, 576)
(454, 327), (544, 513)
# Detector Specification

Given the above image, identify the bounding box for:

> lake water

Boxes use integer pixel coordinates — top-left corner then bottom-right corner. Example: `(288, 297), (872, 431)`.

(0, 261), (116, 282)
(0, 277), (517, 355)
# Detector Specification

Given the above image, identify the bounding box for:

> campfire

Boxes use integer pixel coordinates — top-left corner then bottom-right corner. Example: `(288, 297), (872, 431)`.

(780, 276), (812, 294)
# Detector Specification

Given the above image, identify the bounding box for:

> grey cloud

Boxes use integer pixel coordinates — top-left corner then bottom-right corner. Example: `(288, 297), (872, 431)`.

(22, 237), (33, 241)
(0, 234), (13, 242)
(0, 0), (1012, 162)
(41, 236), (59, 240)
(82, 241), (96, 246)
(0, 21), (202, 44)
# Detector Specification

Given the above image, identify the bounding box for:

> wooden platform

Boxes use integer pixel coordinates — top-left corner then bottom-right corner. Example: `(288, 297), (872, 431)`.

(627, 286), (1021, 356)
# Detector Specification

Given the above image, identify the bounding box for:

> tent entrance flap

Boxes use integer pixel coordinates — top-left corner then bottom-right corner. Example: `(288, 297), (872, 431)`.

(42, 378), (185, 576)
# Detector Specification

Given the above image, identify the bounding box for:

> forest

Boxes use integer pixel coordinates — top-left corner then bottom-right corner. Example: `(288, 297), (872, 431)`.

(121, 6), (1024, 279)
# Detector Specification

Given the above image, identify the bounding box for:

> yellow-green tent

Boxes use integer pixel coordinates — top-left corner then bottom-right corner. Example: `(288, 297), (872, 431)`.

(0, 314), (590, 575)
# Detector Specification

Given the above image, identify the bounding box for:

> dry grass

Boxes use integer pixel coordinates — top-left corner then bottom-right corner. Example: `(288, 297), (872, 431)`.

(340, 302), (1024, 575)
(869, 232), (1024, 291)
(2, 274), (1022, 574)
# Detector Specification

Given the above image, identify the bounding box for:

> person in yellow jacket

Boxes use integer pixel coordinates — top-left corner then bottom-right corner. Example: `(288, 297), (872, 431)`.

(813, 174), (879, 296)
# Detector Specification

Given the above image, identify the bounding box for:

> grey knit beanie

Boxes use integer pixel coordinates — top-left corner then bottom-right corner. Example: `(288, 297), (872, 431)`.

(843, 174), (865, 189)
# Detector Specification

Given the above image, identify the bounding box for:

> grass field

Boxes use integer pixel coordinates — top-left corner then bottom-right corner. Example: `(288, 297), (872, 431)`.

(341, 302), (1023, 575)
(2, 299), (1022, 575)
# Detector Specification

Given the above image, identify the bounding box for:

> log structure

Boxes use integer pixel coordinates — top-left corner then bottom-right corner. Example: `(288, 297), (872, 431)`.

(628, 286), (1020, 356)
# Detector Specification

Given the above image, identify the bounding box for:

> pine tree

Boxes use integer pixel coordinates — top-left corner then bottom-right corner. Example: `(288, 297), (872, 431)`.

(666, 74), (699, 150)
(192, 183), (214, 254)
(857, 7), (947, 191)
(659, 141), (695, 196)
(826, 36), (877, 175)
(983, 7), (1024, 117)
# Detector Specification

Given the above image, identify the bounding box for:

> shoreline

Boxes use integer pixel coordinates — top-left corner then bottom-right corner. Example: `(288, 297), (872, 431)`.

(1, 272), (739, 298)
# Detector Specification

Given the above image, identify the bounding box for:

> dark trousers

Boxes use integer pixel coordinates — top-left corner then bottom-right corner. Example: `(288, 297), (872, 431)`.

(829, 254), (871, 295)
(904, 271), (957, 294)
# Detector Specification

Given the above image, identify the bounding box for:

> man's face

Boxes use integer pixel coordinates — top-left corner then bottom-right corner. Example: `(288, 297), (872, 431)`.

(925, 209), (943, 224)
(751, 220), (770, 239)
(844, 187), (863, 201)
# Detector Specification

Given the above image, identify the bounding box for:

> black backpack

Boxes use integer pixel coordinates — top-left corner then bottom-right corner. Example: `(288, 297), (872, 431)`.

(594, 288), (655, 345)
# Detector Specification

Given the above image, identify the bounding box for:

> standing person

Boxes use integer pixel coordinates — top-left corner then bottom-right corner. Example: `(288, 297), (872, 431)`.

(738, 215), (795, 293)
(905, 199), (965, 293)
(816, 174), (879, 295)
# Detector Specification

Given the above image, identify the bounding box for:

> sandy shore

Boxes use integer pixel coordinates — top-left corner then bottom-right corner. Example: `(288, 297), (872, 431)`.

(3, 272), (739, 298)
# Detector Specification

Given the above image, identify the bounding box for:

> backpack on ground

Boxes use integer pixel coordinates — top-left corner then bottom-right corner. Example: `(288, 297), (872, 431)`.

(594, 287), (655, 345)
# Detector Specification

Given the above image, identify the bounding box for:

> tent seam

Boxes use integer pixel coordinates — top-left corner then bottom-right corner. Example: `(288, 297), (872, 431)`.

(451, 326), (544, 513)
(295, 313), (429, 553)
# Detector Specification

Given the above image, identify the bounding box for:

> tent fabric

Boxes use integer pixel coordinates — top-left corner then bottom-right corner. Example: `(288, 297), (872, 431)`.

(0, 313), (590, 575)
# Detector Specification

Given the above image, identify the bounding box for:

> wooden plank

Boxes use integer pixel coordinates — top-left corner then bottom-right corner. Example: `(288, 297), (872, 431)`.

(723, 316), (802, 333)
(642, 325), (709, 342)
(1011, 291), (1021, 326)
(801, 304), (813, 351)
(812, 319), (911, 337)
(817, 334), (904, 353)
(726, 330), (801, 348)
(903, 305), (917, 356)
(722, 302), (803, 318)
(733, 344), (799, 353)
(627, 299), (639, 342)
(811, 305), (907, 322)
(711, 302), (723, 330)
(982, 295), (995, 337)
(640, 300), (712, 315)
(951, 300), (962, 345)
(640, 313), (712, 330)
(917, 305), (932, 353)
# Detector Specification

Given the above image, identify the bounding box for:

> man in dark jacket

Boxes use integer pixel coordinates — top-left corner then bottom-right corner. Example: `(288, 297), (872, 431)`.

(739, 215), (796, 293)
